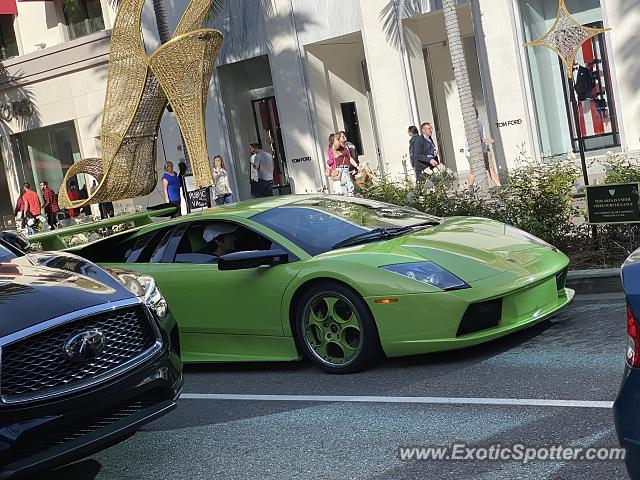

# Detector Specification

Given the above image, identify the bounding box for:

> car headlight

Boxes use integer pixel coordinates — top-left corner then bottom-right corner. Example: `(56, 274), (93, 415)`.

(380, 262), (469, 291)
(139, 276), (168, 318)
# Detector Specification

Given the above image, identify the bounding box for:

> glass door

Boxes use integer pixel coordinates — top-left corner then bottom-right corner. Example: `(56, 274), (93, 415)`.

(251, 97), (289, 190)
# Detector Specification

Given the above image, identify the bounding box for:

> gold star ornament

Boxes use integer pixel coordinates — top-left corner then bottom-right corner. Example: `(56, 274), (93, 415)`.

(524, 0), (610, 78)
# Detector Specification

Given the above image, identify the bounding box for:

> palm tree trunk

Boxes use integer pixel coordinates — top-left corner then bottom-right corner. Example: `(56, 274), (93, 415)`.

(152, 0), (172, 44)
(442, 0), (489, 197)
(151, 0), (194, 206)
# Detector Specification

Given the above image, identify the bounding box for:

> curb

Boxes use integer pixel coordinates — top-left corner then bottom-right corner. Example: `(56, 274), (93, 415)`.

(567, 268), (621, 295)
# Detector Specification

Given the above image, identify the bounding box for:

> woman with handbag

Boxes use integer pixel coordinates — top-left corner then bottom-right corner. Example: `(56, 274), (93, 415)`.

(326, 133), (359, 196)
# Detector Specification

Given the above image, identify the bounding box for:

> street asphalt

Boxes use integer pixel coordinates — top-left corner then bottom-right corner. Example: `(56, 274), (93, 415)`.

(37, 293), (630, 480)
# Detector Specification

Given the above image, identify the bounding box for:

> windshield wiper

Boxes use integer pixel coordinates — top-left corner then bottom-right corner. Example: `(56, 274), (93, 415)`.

(332, 221), (440, 250)
(332, 228), (404, 250)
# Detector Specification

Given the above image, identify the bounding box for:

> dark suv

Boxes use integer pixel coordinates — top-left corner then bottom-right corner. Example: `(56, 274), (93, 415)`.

(0, 237), (183, 478)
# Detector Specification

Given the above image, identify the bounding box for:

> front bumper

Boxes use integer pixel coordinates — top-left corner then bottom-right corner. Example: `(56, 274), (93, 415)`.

(368, 266), (574, 358)
(0, 346), (182, 479)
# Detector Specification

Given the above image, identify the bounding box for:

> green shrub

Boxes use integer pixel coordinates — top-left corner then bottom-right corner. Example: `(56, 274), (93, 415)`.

(495, 160), (580, 246)
(360, 160), (580, 247)
(602, 153), (640, 184)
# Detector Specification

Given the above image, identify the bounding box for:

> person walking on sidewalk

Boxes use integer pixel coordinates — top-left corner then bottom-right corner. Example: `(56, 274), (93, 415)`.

(21, 183), (41, 235)
(327, 132), (359, 196)
(162, 161), (182, 217)
(249, 143), (274, 198)
(465, 106), (502, 191)
(411, 123), (439, 183)
(212, 155), (234, 205)
(408, 125), (427, 183)
(39, 181), (59, 229)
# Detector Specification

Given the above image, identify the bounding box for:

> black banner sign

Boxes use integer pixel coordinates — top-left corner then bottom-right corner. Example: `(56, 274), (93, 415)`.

(187, 187), (211, 210)
(587, 183), (640, 224)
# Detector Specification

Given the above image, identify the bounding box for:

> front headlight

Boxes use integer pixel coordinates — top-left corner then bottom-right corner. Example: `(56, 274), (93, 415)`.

(380, 262), (469, 291)
(139, 275), (168, 318)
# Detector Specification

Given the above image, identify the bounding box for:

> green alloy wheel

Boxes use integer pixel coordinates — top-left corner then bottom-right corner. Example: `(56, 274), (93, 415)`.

(295, 282), (380, 373)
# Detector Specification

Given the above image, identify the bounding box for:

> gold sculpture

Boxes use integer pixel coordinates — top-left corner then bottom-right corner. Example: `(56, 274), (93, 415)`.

(524, 0), (609, 78)
(58, 0), (223, 208)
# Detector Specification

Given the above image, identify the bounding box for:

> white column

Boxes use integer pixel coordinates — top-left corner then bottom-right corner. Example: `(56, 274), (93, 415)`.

(476, 0), (536, 169)
(601, 0), (640, 153)
(358, 0), (414, 178)
(262, 0), (325, 194)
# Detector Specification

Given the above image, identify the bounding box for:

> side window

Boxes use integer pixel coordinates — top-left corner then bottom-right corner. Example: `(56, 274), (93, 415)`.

(125, 228), (173, 263)
(150, 226), (182, 263)
(172, 221), (274, 265)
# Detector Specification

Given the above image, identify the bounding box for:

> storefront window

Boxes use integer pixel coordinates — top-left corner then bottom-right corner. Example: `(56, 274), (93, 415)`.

(11, 121), (82, 199)
(0, 15), (18, 60)
(519, 0), (618, 158)
(63, 0), (105, 40)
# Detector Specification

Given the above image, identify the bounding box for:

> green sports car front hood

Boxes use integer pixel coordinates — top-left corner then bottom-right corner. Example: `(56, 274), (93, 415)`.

(388, 217), (554, 283)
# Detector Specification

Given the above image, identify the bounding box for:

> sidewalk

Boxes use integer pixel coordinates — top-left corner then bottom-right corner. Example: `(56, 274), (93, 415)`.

(567, 268), (621, 295)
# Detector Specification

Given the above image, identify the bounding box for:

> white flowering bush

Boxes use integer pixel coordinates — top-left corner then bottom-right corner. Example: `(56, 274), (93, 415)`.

(68, 233), (90, 246)
(361, 158), (581, 247)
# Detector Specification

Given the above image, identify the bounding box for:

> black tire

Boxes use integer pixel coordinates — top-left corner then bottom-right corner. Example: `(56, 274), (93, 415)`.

(293, 281), (381, 373)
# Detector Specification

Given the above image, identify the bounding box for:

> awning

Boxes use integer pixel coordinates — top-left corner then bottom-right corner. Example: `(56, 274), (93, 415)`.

(0, 0), (17, 15)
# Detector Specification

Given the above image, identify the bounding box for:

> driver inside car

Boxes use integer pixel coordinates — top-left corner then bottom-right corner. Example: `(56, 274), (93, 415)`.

(201, 224), (238, 257)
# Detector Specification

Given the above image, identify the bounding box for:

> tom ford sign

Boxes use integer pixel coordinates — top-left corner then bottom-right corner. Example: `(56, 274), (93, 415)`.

(496, 119), (523, 128)
(0, 98), (33, 122)
(586, 183), (640, 224)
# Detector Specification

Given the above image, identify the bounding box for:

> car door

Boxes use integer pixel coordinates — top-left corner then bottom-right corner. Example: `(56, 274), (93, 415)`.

(146, 219), (303, 337)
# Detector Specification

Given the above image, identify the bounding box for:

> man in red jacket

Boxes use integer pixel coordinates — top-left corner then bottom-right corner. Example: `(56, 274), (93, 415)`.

(39, 181), (59, 229)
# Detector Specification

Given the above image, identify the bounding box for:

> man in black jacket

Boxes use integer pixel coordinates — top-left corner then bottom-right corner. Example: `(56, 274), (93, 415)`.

(408, 126), (426, 183)
(409, 124), (439, 183)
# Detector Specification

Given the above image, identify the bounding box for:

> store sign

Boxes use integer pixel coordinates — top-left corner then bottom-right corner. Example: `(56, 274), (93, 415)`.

(496, 119), (523, 128)
(587, 183), (640, 224)
(0, 98), (33, 122)
(291, 156), (312, 164)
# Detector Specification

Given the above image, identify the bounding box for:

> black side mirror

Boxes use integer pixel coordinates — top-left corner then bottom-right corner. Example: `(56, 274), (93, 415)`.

(218, 248), (288, 271)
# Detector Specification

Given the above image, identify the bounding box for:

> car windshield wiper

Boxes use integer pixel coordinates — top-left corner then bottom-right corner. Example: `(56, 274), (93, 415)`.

(331, 220), (437, 250)
(332, 228), (405, 250)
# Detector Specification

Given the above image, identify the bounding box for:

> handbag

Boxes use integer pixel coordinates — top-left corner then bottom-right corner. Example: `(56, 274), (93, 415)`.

(326, 167), (341, 181)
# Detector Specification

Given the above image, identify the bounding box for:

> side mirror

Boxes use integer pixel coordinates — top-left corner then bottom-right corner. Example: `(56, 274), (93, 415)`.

(218, 248), (289, 271)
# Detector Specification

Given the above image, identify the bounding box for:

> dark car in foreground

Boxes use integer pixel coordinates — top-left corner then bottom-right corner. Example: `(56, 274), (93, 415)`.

(615, 249), (640, 479)
(0, 237), (183, 479)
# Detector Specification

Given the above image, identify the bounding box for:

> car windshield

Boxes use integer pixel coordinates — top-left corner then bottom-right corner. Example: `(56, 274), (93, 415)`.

(0, 242), (17, 263)
(250, 197), (440, 256)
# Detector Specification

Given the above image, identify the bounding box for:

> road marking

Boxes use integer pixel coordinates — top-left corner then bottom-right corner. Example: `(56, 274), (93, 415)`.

(180, 393), (613, 409)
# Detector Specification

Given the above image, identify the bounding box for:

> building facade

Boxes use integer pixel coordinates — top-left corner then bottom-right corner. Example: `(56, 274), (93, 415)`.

(0, 0), (636, 226)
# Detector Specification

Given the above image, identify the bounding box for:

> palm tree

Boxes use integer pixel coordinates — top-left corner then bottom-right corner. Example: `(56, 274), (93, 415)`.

(442, 0), (489, 197)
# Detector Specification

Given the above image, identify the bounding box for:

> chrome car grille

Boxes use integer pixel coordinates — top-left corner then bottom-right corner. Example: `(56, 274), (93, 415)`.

(0, 300), (162, 404)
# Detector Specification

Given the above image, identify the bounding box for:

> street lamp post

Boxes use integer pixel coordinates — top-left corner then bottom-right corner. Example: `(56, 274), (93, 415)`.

(567, 76), (589, 186)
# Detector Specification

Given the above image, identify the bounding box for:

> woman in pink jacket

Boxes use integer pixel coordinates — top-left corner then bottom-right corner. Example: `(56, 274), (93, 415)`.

(327, 132), (359, 196)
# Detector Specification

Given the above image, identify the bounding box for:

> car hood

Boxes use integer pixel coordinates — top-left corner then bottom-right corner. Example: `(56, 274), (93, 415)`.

(0, 252), (137, 337)
(388, 217), (554, 283)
